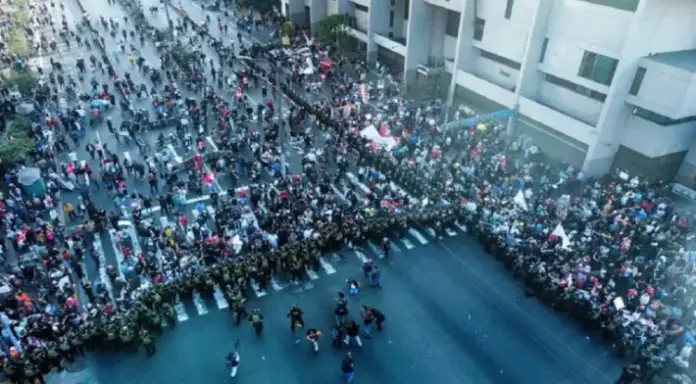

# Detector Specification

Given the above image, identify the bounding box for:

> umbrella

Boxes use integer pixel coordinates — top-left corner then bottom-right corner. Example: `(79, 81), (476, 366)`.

(89, 99), (107, 109)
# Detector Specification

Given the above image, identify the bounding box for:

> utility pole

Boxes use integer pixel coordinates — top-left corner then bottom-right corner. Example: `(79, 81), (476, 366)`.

(274, 69), (287, 178)
(161, 0), (175, 39)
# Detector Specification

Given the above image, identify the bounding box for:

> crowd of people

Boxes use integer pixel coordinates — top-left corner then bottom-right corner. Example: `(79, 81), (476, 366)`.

(1, 0), (695, 383)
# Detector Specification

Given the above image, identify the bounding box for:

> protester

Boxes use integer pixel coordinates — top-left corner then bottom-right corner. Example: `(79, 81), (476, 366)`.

(2, 0), (693, 383)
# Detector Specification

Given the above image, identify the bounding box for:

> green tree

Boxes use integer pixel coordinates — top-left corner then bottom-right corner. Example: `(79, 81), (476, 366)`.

(167, 44), (199, 72)
(236, 0), (280, 15)
(315, 14), (357, 56)
(7, 0), (31, 57)
(0, 116), (35, 165)
(4, 70), (38, 96)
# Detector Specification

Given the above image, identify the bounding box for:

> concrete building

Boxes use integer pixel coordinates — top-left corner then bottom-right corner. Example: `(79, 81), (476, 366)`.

(280, 0), (696, 185)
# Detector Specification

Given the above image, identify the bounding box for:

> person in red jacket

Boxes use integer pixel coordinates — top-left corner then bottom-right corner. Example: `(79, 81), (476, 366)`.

(179, 215), (188, 229)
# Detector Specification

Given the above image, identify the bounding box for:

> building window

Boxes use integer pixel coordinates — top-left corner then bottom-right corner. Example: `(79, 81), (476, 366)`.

(578, 0), (639, 12)
(389, 10), (395, 28)
(578, 51), (618, 86)
(445, 11), (459, 37)
(355, 4), (368, 12)
(539, 38), (548, 63)
(633, 107), (696, 126)
(545, 74), (607, 102)
(480, 50), (521, 70)
(629, 67), (646, 96)
(474, 18), (485, 41)
(404, 0), (409, 19)
(504, 0), (514, 19)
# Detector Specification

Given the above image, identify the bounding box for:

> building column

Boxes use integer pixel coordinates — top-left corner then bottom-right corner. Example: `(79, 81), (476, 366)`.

(453, 0), (476, 73)
(581, 0), (654, 176)
(403, 0), (431, 84)
(285, 0), (305, 27)
(309, 0), (327, 32)
(515, 0), (552, 99)
(507, 0), (552, 137)
(446, 0), (475, 118)
(367, 0), (391, 63)
(427, 7), (447, 60)
(392, 0), (407, 40)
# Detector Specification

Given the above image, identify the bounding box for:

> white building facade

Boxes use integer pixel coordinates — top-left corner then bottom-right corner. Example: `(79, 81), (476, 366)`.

(281, 0), (696, 185)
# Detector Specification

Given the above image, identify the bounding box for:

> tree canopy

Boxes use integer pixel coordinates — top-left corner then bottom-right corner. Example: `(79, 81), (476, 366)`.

(0, 116), (35, 165)
(236, 0), (280, 15)
(167, 44), (199, 72)
(7, 0), (31, 57)
(4, 70), (38, 96)
(315, 14), (357, 55)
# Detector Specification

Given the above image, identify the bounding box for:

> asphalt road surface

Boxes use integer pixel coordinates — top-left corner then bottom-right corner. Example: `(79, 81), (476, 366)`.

(43, 0), (625, 383)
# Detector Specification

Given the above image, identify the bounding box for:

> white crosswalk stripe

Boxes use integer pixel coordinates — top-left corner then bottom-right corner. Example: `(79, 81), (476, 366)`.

(174, 295), (189, 322)
(129, 185), (478, 321)
(426, 228), (437, 238)
(305, 267), (319, 280)
(401, 238), (415, 249)
(250, 280), (267, 297)
(354, 250), (369, 263)
(390, 241), (402, 252)
(192, 292), (208, 315)
(213, 285), (229, 309)
(167, 144), (183, 163)
(271, 278), (285, 291)
(320, 258), (336, 274)
(408, 228), (429, 245)
(368, 242), (383, 259)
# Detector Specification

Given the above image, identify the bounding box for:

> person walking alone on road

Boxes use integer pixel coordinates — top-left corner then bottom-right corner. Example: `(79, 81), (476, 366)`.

(287, 305), (304, 333)
(341, 352), (355, 383)
(248, 309), (264, 336)
(344, 320), (362, 347)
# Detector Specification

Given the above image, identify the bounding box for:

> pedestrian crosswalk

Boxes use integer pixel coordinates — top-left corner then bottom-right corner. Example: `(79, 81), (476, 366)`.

(158, 223), (468, 323)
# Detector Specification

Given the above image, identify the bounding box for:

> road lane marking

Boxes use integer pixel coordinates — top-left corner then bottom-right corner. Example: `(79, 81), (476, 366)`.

(213, 285), (229, 309)
(426, 228), (437, 238)
(192, 291), (209, 315)
(271, 278), (285, 291)
(409, 228), (429, 245)
(174, 295), (190, 322)
(354, 250), (368, 263)
(401, 238), (415, 249)
(320, 258), (336, 274)
(206, 136), (219, 151)
(389, 241), (402, 252)
(251, 280), (267, 297)
(305, 267), (319, 280)
(167, 144), (183, 163)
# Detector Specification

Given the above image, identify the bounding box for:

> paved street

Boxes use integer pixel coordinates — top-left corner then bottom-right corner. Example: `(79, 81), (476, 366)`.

(38, 0), (626, 383)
